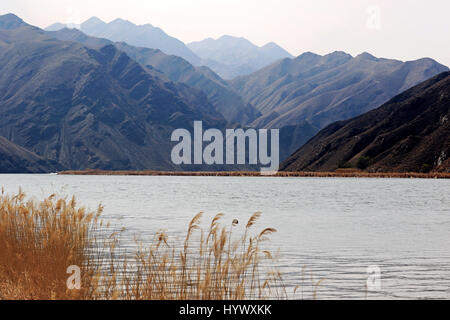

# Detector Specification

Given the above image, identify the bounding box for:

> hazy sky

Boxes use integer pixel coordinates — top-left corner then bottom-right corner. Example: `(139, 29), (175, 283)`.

(2, 0), (449, 66)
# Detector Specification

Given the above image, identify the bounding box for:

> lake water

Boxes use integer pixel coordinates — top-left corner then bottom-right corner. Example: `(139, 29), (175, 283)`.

(1, 174), (449, 299)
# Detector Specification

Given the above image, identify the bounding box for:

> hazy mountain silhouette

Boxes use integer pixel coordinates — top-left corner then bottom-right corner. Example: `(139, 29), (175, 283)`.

(46, 17), (201, 66)
(47, 28), (261, 124)
(46, 22), (80, 31)
(188, 35), (293, 79)
(281, 72), (450, 173)
(46, 22), (69, 31)
(0, 14), (226, 171)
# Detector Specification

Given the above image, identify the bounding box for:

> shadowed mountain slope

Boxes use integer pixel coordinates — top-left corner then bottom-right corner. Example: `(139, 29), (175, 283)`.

(281, 72), (450, 173)
(0, 136), (63, 173)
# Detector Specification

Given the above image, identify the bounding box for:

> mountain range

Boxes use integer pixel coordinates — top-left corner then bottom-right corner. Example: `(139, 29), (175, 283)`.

(46, 28), (261, 125)
(47, 17), (202, 66)
(45, 17), (448, 135)
(233, 51), (449, 129)
(232, 51), (448, 157)
(0, 13), (449, 173)
(0, 14), (226, 171)
(281, 72), (450, 173)
(46, 18), (294, 80)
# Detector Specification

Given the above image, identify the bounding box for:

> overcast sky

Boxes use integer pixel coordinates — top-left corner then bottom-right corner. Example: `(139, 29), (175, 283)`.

(2, 0), (449, 66)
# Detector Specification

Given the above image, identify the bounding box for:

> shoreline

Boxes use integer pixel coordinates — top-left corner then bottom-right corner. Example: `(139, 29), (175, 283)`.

(58, 170), (450, 179)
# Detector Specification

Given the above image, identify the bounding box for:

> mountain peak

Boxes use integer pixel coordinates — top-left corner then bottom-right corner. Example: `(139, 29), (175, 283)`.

(0, 13), (26, 30)
(81, 16), (105, 29)
(110, 18), (134, 26)
(219, 35), (239, 40)
(356, 52), (378, 61)
(261, 42), (284, 51)
(217, 35), (251, 43)
(295, 51), (321, 60)
(326, 51), (352, 58)
(85, 16), (104, 24)
(323, 51), (353, 62)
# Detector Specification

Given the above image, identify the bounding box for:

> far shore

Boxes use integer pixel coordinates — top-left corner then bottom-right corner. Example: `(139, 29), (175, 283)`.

(58, 169), (450, 179)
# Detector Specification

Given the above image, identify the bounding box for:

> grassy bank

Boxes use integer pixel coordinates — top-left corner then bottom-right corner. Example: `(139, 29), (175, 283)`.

(0, 190), (286, 300)
(58, 169), (450, 179)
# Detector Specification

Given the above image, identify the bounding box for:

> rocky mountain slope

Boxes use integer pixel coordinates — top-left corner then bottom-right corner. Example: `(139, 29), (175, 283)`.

(232, 51), (449, 130)
(281, 72), (450, 173)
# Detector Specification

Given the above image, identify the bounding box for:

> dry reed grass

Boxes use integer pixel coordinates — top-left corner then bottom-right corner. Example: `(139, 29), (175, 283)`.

(0, 189), (287, 300)
(0, 188), (103, 299)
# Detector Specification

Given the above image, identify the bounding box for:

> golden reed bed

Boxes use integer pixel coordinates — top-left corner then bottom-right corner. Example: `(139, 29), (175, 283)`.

(0, 189), (300, 300)
(59, 169), (450, 179)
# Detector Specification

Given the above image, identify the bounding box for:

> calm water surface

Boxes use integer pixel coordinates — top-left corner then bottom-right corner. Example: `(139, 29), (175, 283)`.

(1, 174), (449, 299)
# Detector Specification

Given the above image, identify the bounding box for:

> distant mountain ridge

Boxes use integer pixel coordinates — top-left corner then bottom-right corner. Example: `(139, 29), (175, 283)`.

(281, 72), (450, 173)
(188, 35), (293, 79)
(47, 19), (294, 80)
(46, 17), (202, 66)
